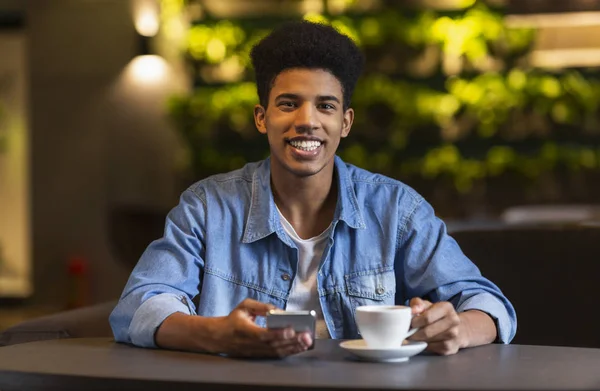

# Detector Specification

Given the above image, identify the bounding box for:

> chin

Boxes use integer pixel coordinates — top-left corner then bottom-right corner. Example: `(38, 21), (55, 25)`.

(284, 162), (324, 177)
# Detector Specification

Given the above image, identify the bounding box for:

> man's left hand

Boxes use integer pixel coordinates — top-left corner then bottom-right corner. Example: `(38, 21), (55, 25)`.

(408, 297), (466, 356)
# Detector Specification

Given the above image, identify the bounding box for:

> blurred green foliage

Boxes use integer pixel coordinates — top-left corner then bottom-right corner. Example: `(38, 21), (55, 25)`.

(164, 0), (600, 205)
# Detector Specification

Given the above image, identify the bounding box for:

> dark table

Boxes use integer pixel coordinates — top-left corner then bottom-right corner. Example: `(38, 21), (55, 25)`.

(1, 338), (600, 390)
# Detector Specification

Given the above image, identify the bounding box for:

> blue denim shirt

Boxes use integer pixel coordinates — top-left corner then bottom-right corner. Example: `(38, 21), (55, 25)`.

(110, 156), (516, 347)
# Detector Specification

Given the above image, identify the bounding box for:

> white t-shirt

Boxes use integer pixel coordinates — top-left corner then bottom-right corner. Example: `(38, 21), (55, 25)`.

(276, 207), (331, 339)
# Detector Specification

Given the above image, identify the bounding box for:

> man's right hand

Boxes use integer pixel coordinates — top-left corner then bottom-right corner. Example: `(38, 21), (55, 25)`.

(208, 299), (312, 358)
(156, 298), (313, 358)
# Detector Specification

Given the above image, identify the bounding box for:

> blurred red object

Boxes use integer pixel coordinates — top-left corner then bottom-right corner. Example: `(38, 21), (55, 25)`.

(66, 256), (90, 310)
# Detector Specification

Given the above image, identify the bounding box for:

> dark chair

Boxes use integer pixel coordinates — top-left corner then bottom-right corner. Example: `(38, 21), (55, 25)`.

(451, 225), (600, 348)
(0, 207), (167, 347)
(0, 301), (117, 346)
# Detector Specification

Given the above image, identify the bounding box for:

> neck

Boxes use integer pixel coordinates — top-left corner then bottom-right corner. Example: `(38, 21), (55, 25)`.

(270, 160), (337, 239)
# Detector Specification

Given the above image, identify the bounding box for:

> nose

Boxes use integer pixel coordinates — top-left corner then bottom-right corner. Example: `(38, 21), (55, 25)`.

(294, 102), (318, 133)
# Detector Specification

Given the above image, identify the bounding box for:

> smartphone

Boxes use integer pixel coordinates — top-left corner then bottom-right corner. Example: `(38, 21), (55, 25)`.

(266, 309), (317, 349)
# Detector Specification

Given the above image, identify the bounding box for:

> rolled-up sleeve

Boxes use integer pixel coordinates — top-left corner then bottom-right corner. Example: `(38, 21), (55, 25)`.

(109, 187), (206, 348)
(397, 196), (517, 344)
(455, 292), (513, 344)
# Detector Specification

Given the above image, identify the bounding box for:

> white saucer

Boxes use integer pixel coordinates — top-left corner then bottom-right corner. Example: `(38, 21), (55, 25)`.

(339, 339), (427, 363)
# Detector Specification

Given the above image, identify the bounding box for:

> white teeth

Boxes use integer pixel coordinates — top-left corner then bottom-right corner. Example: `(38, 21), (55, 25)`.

(289, 140), (322, 151)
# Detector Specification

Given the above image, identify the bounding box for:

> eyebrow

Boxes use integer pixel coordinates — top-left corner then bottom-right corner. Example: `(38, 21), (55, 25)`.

(275, 93), (341, 104)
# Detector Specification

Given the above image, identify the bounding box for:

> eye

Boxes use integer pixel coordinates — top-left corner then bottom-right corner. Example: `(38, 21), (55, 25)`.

(318, 103), (336, 111)
(278, 101), (297, 109)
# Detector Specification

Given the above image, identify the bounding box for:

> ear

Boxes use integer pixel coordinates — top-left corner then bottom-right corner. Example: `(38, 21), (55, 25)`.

(254, 104), (267, 134)
(341, 108), (354, 138)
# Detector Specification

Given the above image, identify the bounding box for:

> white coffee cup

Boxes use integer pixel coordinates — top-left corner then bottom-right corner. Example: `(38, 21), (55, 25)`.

(355, 305), (418, 349)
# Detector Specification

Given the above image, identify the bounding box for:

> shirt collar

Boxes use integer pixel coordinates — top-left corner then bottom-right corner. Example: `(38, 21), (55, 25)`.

(242, 155), (366, 244)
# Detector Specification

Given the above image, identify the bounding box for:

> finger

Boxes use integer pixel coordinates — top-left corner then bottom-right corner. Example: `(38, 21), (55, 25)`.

(235, 333), (309, 359)
(229, 333), (293, 358)
(269, 330), (313, 350)
(426, 340), (460, 356)
(235, 318), (272, 341)
(272, 335), (310, 357)
(411, 301), (455, 328)
(299, 332), (313, 349)
(259, 327), (296, 342)
(410, 316), (460, 342)
(269, 337), (304, 350)
(237, 298), (278, 316)
(409, 297), (432, 315)
(273, 343), (307, 358)
(425, 326), (460, 343)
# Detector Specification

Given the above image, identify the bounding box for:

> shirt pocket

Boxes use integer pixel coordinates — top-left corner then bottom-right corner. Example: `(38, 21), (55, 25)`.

(344, 267), (396, 310)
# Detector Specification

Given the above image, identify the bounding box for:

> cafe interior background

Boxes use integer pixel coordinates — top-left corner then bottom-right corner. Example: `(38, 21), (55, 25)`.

(1, 0), (600, 330)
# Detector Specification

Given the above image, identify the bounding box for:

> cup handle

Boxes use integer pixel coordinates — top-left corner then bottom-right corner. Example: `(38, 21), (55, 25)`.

(405, 327), (419, 338)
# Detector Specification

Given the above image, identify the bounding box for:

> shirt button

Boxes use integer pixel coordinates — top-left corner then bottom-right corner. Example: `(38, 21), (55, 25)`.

(281, 273), (291, 281)
(376, 287), (385, 295)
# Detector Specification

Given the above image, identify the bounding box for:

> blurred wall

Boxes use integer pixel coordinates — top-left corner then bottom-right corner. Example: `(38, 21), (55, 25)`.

(27, 0), (182, 307)
(0, 31), (30, 298)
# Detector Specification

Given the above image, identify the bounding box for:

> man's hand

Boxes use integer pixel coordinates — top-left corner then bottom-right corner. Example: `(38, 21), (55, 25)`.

(408, 297), (464, 355)
(156, 298), (312, 359)
(407, 297), (498, 356)
(208, 298), (312, 358)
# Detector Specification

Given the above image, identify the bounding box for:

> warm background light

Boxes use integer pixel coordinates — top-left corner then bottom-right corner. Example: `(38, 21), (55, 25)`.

(133, 0), (160, 37)
(505, 11), (600, 68)
(126, 55), (168, 84)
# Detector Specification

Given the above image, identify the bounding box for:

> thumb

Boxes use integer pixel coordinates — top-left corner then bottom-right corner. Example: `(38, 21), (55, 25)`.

(236, 298), (279, 317)
(409, 297), (432, 315)
(228, 311), (270, 340)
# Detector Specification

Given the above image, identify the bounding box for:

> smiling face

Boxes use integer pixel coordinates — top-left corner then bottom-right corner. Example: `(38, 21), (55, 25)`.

(254, 68), (354, 178)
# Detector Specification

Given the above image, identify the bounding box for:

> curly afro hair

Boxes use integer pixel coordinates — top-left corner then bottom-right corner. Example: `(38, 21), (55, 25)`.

(250, 20), (365, 110)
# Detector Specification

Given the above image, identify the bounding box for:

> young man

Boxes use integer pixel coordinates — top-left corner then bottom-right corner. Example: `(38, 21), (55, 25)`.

(110, 21), (516, 358)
